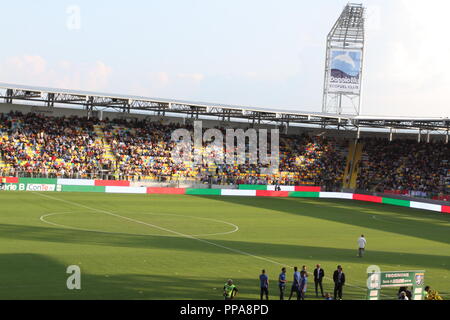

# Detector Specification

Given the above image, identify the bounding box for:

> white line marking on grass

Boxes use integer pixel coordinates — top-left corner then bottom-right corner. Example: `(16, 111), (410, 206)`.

(34, 192), (379, 297)
(40, 211), (239, 237)
(34, 192), (285, 267)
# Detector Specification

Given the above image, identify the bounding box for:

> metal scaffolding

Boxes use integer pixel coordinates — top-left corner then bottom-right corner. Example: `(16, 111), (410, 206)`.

(323, 3), (365, 115)
(0, 82), (448, 138)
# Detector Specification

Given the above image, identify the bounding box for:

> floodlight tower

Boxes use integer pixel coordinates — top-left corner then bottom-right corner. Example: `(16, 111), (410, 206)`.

(322, 3), (365, 115)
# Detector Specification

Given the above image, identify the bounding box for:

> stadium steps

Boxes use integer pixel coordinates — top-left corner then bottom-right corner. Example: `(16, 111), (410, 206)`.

(349, 143), (363, 189)
(0, 157), (8, 170)
(342, 142), (364, 189)
(93, 125), (117, 163)
(0, 133), (11, 172)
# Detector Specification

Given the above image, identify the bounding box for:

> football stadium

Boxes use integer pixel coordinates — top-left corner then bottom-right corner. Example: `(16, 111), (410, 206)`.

(0, 2), (449, 304)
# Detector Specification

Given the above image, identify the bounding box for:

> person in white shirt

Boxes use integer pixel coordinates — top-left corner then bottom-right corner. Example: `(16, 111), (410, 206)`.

(399, 291), (409, 300)
(357, 234), (367, 257)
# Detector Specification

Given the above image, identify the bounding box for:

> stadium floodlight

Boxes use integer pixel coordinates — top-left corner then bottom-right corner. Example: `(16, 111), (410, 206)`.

(322, 3), (365, 116)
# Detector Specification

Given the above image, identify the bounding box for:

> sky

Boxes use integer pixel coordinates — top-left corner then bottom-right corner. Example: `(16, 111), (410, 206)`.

(0, 0), (449, 117)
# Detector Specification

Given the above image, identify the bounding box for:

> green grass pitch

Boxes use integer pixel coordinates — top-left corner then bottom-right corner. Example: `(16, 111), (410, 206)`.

(0, 191), (449, 300)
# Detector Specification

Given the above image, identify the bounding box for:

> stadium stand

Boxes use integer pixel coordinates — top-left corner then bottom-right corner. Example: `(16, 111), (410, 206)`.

(357, 138), (449, 197)
(0, 112), (346, 188)
(0, 111), (448, 199)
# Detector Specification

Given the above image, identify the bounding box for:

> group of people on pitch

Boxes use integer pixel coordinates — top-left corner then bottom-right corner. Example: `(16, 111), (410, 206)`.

(223, 235), (367, 300)
(223, 264), (347, 300)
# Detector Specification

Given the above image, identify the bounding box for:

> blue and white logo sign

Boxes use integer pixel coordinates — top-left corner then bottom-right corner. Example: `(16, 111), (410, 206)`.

(415, 273), (424, 286)
(328, 49), (362, 93)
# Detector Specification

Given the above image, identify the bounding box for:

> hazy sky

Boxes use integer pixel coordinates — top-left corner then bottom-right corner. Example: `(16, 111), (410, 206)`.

(0, 0), (449, 117)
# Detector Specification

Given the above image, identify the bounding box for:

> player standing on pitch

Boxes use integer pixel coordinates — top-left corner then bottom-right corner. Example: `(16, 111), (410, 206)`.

(223, 279), (238, 300)
(358, 234), (367, 257)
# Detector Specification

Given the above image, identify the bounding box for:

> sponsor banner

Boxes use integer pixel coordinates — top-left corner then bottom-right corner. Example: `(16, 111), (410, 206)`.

(94, 180), (130, 187)
(256, 190), (289, 197)
(62, 185), (106, 193)
(327, 49), (362, 94)
(288, 192), (320, 198)
(18, 178), (57, 185)
(1, 183), (20, 191)
(0, 177), (19, 183)
(26, 184), (60, 192)
(353, 194), (383, 203)
(57, 179), (95, 186)
(238, 184), (267, 190)
(380, 271), (425, 288)
(105, 186), (147, 194)
(410, 201), (442, 212)
(267, 185), (295, 191)
(382, 197), (410, 207)
(442, 205), (450, 214)
(294, 186), (321, 192)
(319, 192), (354, 199)
(185, 189), (222, 195)
(221, 189), (257, 196)
(147, 187), (186, 195)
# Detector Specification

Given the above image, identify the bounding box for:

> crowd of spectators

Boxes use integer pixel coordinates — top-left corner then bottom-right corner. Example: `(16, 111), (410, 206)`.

(104, 118), (347, 187)
(2, 112), (447, 196)
(0, 112), (112, 178)
(0, 112), (346, 187)
(357, 138), (449, 196)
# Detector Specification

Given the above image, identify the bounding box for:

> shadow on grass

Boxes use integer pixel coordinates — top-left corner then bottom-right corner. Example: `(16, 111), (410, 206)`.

(0, 223), (448, 272)
(190, 196), (450, 245)
(0, 253), (368, 300)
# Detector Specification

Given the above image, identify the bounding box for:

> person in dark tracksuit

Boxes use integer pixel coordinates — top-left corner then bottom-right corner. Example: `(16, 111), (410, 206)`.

(299, 271), (308, 300)
(314, 264), (325, 297)
(278, 267), (287, 300)
(333, 265), (345, 300)
(288, 266), (301, 300)
(259, 269), (269, 300)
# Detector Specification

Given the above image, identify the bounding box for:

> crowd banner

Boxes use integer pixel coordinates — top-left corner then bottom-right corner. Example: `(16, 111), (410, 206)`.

(256, 190), (289, 197)
(267, 185), (295, 191)
(57, 179), (95, 186)
(185, 189), (222, 195)
(294, 186), (321, 192)
(382, 197), (410, 207)
(147, 187), (186, 195)
(353, 194), (383, 203)
(0, 177), (19, 183)
(410, 201), (442, 212)
(239, 185), (321, 192)
(2, 183), (20, 191)
(18, 177), (57, 185)
(62, 185), (106, 193)
(105, 186), (147, 194)
(319, 192), (354, 199)
(221, 189), (257, 196)
(94, 180), (130, 187)
(1, 178), (449, 215)
(26, 184), (60, 192)
(238, 184), (267, 190)
(289, 191), (320, 198)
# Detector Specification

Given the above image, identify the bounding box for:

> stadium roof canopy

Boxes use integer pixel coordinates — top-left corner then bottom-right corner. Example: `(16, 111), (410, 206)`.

(0, 82), (449, 135)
